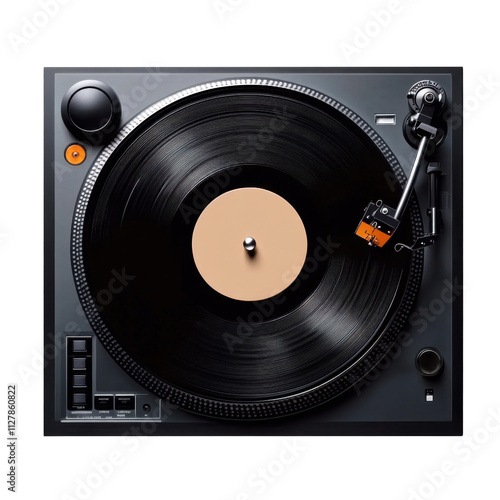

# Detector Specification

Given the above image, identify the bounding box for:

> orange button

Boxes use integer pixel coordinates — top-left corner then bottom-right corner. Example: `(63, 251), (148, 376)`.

(65, 144), (86, 165)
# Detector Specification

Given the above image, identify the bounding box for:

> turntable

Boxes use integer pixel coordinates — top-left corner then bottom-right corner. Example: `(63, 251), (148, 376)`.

(44, 68), (463, 435)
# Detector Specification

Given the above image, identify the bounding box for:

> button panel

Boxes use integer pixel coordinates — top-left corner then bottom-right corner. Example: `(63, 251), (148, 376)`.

(67, 393), (160, 419)
(65, 336), (160, 418)
(67, 336), (92, 411)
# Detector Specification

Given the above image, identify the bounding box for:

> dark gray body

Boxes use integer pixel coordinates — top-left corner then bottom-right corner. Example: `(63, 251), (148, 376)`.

(44, 68), (462, 435)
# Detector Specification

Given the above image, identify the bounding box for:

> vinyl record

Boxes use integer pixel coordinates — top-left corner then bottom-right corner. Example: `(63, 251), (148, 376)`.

(72, 79), (424, 419)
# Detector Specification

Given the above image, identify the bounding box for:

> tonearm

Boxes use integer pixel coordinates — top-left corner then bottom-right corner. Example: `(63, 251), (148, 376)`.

(355, 80), (447, 251)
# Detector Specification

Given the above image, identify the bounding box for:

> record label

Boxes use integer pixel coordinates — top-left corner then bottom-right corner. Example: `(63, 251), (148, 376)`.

(192, 187), (308, 301)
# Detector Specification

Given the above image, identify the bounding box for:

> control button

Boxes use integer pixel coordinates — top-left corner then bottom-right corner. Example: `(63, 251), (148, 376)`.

(416, 348), (444, 377)
(72, 393), (86, 405)
(94, 395), (114, 410)
(61, 80), (122, 145)
(72, 358), (86, 370)
(65, 144), (86, 165)
(115, 396), (135, 410)
(72, 339), (87, 353)
(72, 374), (87, 387)
(142, 403), (152, 413)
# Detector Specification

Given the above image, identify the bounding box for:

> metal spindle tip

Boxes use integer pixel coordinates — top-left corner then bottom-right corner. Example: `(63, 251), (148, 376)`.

(243, 237), (256, 252)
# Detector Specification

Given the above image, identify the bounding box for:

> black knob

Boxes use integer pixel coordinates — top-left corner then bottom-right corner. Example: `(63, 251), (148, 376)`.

(416, 348), (444, 377)
(61, 80), (121, 145)
(142, 403), (151, 413)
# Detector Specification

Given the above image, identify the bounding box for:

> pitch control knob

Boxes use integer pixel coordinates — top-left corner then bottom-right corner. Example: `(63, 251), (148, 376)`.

(61, 80), (121, 145)
(415, 348), (444, 377)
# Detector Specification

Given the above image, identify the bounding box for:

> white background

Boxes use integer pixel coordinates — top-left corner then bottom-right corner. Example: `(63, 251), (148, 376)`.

(1, 1), (499, 499)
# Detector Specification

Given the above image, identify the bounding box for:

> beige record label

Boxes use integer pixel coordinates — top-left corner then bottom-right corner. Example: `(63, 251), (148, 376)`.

(192, 188), (308, 301)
